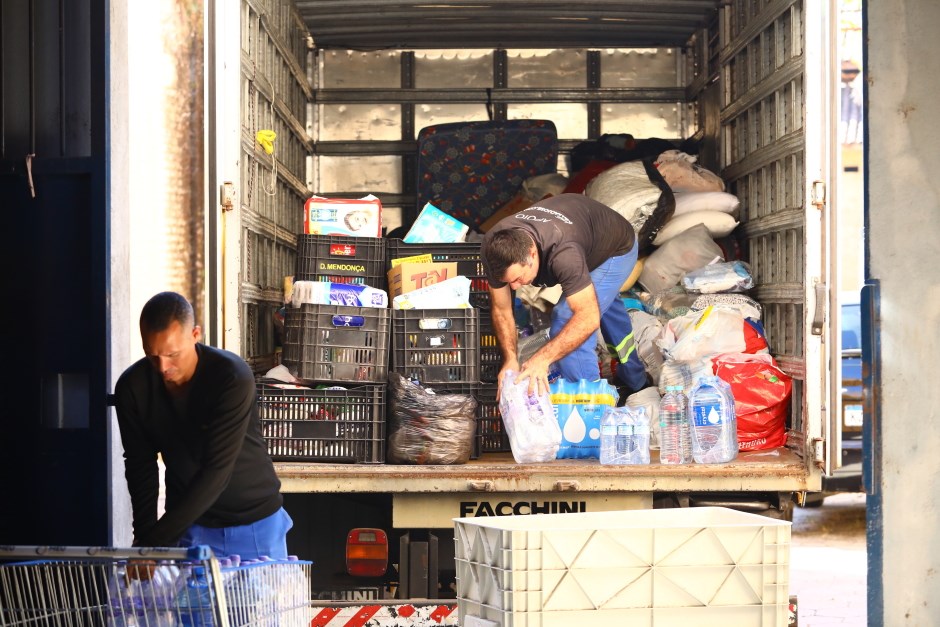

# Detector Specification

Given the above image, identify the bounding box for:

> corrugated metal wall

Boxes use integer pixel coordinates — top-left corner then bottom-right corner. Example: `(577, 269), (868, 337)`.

(238, 0), (312, 369)
(718, 1), (811, 439)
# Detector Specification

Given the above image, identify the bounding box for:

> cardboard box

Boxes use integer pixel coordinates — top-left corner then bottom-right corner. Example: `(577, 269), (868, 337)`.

(387, 262), (459, 297)
(304, 194), (382, 237)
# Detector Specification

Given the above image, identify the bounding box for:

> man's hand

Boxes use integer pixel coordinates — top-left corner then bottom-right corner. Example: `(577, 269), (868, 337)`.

(516, 355), (553, 397)
(497, 357), (520, 402)
(125, 560), (157, 581)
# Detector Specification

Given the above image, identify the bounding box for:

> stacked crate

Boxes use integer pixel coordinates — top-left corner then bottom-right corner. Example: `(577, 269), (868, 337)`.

(386, 239), (507, 457)
(260, 234), (390, 464)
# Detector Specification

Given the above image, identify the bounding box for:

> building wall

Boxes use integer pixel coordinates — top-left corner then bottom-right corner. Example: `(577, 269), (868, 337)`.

(866, 0), (940, 622)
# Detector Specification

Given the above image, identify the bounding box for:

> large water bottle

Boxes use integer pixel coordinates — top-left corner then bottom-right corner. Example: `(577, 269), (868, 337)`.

(659, 385), (692, 464)
(688, 376), (737, 463)
(599, 408), (619, 465)
(177, 565), (215, 627)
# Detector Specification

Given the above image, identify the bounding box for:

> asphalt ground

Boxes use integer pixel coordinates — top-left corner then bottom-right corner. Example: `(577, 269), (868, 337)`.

(790, 493), (867, 626)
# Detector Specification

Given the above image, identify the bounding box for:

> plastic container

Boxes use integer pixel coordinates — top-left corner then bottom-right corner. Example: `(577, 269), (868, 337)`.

(256, 380), (386, 463)
(385, 239), (490, 308)
(391, 308), (480, 383)
(688, 375), (738, 464)
(479, 317), (500, 383)
(454, 507), (791, 627)
(282, 304), (390, 383)
(474, 383), (511, 456)
(294, 234), (386, 287)
(659, 385), (692, 464)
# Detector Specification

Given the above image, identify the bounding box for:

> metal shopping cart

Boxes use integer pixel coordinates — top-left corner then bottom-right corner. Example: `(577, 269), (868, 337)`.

(0, 545), (312, 627)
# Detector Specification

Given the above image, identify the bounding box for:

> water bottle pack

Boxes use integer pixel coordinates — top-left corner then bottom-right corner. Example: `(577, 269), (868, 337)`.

(599, 406), (651, 465)
(498, 370), (562, 463)
(549, 379), (619, 459)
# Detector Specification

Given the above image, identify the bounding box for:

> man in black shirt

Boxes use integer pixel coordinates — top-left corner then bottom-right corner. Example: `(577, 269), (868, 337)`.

(482, 194), (648, 396)
(114, 292), (290, 559)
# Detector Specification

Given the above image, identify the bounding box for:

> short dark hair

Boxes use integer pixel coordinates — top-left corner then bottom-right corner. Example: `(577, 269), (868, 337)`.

(140, 291), (194, 333)
(484, 229), (534, 280)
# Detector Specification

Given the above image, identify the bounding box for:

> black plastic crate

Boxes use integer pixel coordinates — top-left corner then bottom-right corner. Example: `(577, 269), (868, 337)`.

(283, 304), (390, 383)
(479, 314), (500, 383)
(295, 234), (386, 288)
(391, 308), (480, 383)
(256, 380), (385, 463)
(475, 383), (510, 455)
(385, 239), (490, 308)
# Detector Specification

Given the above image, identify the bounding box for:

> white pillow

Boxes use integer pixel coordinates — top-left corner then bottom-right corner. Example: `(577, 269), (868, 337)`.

(652, 210), (739, 246)
(673, 191), (741, 217)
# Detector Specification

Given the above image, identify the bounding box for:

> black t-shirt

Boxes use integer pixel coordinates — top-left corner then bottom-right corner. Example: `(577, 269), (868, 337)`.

(483, 193), (635, 297)
(114, 343), (282, 547)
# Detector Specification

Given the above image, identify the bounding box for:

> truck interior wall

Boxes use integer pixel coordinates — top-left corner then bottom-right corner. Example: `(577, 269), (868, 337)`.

(237, 0), (313, 371)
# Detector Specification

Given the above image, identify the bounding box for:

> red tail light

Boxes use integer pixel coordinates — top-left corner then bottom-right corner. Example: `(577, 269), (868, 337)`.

(346, 528), (388, 577)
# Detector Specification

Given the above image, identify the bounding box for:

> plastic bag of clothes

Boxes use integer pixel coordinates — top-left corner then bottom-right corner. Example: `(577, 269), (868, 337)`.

(387, 373), (477, 464)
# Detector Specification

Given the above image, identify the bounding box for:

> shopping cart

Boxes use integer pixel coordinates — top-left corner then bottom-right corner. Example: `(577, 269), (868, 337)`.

(0, 545), (312, 627)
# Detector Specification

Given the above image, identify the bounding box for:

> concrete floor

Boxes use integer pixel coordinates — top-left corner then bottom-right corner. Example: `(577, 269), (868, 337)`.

(790, 493), (867, 626)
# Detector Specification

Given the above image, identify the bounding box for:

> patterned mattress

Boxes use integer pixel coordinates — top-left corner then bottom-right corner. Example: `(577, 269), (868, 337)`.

(416, 119), (558, 230)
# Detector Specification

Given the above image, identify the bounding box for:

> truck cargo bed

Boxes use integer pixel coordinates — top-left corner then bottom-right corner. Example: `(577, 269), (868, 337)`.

(274, 447), (809, 494)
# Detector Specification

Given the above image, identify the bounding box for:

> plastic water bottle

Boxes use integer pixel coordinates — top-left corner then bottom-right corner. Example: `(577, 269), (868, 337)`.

(599, 408), (619, 465)
(177, 566), (215, 627)
(630, 406), (651, 465)
(688, 376), (737, 463)
(659, 385), (692, 464)
(615, 409), (634, 462)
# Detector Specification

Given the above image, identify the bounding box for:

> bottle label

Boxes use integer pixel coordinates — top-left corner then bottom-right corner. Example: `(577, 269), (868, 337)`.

(691, 403), (723, 427)
(616, 424), (633, 436)
(601, 424), (616, 436)
(633, 424), (650, 435)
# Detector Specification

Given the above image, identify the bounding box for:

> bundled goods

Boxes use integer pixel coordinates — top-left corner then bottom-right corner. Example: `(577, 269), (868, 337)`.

(497, 370), (561, 463)
(386, 373), (477, 464)
(291, 280), (388, 308)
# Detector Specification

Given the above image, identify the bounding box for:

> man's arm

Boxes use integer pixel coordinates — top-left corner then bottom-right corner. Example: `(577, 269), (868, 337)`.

(489, 284), (520, 399)
(518, 284), (600, 396)
(113, 377), (161, 546)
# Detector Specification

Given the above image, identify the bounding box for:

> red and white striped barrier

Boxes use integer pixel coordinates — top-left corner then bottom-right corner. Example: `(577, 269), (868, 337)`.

(311, 603), (459, 627)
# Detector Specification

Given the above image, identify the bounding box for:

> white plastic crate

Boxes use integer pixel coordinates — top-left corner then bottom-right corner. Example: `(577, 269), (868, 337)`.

(453, 507), (791, 627)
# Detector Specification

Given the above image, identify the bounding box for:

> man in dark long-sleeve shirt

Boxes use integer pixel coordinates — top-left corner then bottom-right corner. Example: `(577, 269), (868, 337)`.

(114, 291), (290, 558)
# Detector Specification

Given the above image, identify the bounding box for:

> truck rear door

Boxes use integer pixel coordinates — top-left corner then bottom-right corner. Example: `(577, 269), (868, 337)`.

(718, 0), (839, 478)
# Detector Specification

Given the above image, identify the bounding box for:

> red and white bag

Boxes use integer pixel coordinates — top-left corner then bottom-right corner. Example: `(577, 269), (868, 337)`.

(713, 353), (792, 451)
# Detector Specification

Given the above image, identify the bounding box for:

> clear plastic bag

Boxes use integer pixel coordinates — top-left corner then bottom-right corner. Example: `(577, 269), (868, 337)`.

(387, 373), (477, 464)
(682, 260), (754, 294)
(498, 370), (562, 463)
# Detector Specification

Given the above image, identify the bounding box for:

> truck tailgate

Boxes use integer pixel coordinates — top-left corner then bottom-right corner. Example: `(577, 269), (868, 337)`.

(274, 448), (811, 493)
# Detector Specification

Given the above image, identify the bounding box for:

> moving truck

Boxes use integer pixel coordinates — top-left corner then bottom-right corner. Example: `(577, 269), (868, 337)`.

(0, 0), (859, 621)
(201, 0), (846, 605)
